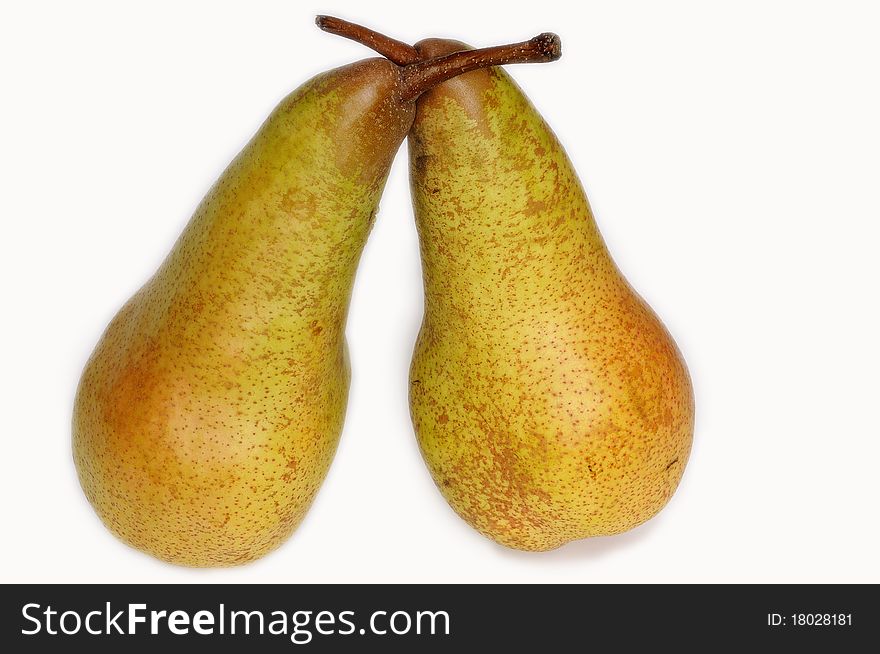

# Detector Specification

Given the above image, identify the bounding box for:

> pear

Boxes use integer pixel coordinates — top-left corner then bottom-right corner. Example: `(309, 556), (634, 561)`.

(406, 39), (695, 551)
(73, 26), (562, 567)
(321, 17), (694, 551)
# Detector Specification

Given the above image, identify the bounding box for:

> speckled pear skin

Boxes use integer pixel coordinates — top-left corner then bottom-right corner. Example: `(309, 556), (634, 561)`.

(408, 40), (694, 552)
(73, 58), (415, 567)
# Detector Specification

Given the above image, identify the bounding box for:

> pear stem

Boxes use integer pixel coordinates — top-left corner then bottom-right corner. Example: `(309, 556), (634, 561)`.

(315, 15), (562, 102)
(398, 34), (561, 101)
(315, 15), (421, 65)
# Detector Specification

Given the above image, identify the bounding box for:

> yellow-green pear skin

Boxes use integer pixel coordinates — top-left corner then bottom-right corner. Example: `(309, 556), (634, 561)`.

(407, 40), (695, 552)
(73, 59), (416, 566)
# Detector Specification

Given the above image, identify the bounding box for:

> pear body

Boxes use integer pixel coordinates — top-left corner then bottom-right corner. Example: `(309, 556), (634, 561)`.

(74, 59), (414, 566)
(408, 40), (694, 551)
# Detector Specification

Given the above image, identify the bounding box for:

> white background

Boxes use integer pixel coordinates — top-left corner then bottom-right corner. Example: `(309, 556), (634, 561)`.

(2, 1), (879, 583)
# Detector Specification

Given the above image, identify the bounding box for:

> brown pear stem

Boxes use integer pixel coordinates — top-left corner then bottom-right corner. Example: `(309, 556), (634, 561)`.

(398, 34), (561, 101)
(315, 16), (562, 102)
(315, 15), (421, 65)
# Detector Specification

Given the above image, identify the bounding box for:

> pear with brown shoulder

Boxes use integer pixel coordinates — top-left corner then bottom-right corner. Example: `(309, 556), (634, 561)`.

(73, 24), (562, 566)
(322, 19), (694, 551)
